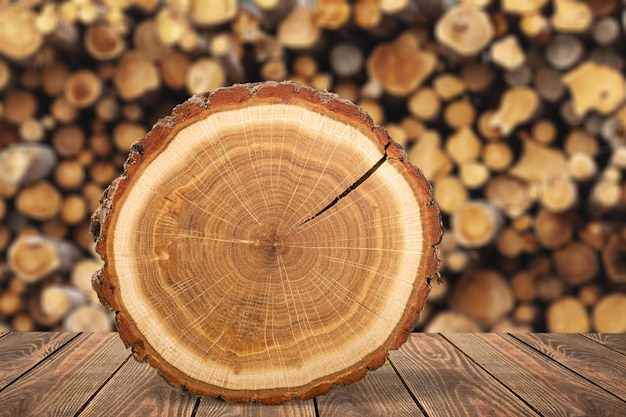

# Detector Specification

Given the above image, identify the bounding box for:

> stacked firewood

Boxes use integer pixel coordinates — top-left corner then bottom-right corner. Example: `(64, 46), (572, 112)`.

(0, 0), (625, 333)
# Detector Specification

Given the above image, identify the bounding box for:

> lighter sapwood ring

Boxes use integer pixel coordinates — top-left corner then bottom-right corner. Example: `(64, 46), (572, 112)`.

(90, 81), (441, 404)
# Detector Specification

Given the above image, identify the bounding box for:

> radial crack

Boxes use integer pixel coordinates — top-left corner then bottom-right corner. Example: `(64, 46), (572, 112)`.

(298, 151), (388, 226)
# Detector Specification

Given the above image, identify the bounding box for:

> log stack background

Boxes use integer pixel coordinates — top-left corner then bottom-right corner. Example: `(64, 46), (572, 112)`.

(0, 0), (625, 333)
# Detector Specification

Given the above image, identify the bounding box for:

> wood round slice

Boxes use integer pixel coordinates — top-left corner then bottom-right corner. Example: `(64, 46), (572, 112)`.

(90, 81), (441, 404)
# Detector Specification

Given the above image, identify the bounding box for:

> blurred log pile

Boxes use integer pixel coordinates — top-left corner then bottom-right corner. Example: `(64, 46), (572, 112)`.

(1, 0), (625, 333)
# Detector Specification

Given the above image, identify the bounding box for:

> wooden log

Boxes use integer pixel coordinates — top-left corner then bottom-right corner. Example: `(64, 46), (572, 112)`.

(3, 90), (38, 125)
(40, 284), (87, 321)
(531, 119), (557, 145)
(592, 16), (620, 47)
(367, 33), (436, 96)
(564, 129), (599, 156)
(460, 62), (495, 93)
(477, 111), (502, 142)
(546, 296), (590, 333)
(63, 303), (113, 332)
(0, 143), (57, 187)
(496, 227), (525, 258)
(553, 241), (598, 286)
(452, 200), (502, 248)
(353, 0), (382, 29)
(330, 42), (363, 78)
(433, 73), (465, 101)
(71, 258), (103, 304)
(550, 0), (592, 33)
(190, 0), (237, 26)
(54, 159), (86, 190)
(590, 175), (621, 210)
(519, 11), (550, 43)
(0, 5), (43, 61)
(484, 174), (534, 218)
(490, 35), (525, 70)
(538, 175), (578, 213)
(511, 270), (537, 302)
(316, 0), (350, 29)
(154, 8), (188, 47)
(261, 59), (287, 81)
(52, 125), (85, 158)
(113, 121), (147, 152)
(84, 24), (126, 60)
(513, 303), (539, 325)
(533, 208), (573, 249)
(578, 283), (601, 307)
(592, 293), (626, 332)
(435, 4), (494, 58)
(50, 97), (78, 124)
(449, 270), (514, 327)
(534, 67), (566, 102)
(443, 98), (475, 130)
(563, 62), (625, 117)
(445, 127), (481, 164)
(159, 50), (192, 91)
(15, 180), (62, 221)
(89, 161), (118, 186)
(60, 194), (88, 226)
(482, 141), (513, 172)
(113, 51), (161, 101)
(424, 310), (482, 332)
(89, 81), (441, 403)
(459, 160), (490, 189)
(277, 5), (320, 50)
(489, 87), (539, 136)
(185, 58), (225, 95)
(406, 130), (452, 181)
(545, 34), (583, 70)
(433, 175), (468, 215)
(509, 135), (567, 184)
(8, 234), (82, 283)
(407, 87), (441, 121)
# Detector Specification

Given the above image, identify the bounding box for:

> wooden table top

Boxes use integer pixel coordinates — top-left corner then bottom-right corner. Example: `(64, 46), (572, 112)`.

(0, 332), (624, 416)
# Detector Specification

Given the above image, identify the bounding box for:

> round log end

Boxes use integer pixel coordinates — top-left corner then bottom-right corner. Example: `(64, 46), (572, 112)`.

(90, 81), (442, 403)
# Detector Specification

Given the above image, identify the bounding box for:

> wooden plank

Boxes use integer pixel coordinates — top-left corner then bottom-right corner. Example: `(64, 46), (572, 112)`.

(445, 334), (626, 417)
(315, 362), (426, 417)
(582, 333), (626, 355)
(196, 396), (315, 416)
(0, 331), (78, 390)
(78, 355), (198, 417)
(0, 333), (130, 416)
(389, 334), (539, 417)
(514, 333), (626, 401)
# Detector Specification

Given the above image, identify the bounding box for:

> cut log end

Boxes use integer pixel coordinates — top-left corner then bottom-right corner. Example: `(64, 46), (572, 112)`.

(90, 81), (441, 403)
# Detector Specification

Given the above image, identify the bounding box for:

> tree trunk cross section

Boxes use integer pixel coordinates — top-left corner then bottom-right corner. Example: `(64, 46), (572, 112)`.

(89, 82), (442, 403)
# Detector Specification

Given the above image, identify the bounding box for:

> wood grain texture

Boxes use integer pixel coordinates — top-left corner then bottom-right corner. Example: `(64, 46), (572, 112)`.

(0, 332), (78, 390)
(513, 333), (626, 401)
(0, 333), (129, 417)
(445, 333), (626, 417)
(196, 396), (315, 416)
(582, 333), (626, 355)
(79, 353), (198, 417)
(389, 333), (539, 417)
(315, 362), (425, 417)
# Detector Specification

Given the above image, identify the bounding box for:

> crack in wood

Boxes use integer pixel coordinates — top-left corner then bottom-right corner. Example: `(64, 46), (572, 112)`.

(298, 151), (388, 226)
